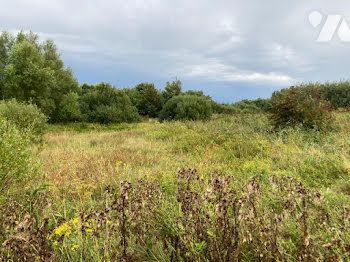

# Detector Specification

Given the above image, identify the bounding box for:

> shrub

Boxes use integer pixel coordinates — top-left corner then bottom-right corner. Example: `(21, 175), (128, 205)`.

(0, 119), (37, 199)
(80, 83), (140, 124)
(159, 95), (212, 121)
(270, 87), (333, 130)
(212, 102), (239, 114)
(0, 99), (48, 143)
(231, 100), (261, 113)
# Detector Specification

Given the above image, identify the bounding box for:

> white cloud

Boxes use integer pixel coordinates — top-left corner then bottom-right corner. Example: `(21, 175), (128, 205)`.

(184, 60), (294, 85)
(2, 0), (350, 92)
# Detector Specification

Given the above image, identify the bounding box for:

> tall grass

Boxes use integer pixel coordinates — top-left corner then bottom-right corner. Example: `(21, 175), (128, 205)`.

(1, 113), (350, 261)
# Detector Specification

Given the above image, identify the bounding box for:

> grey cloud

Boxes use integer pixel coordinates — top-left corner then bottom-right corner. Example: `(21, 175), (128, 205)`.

(2, 0), (350, 88)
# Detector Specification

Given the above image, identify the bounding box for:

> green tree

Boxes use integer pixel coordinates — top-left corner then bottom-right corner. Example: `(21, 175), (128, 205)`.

(134, 83), (163, 117)
(58, 92), (83, 122)
(80, 83), (140, 124)
(2, 40), (56, 115)
(42, 39), (79, 121)
(0, 32), (15, 99)
(163, 79), (182, 102)
(0, 31), (79, 121)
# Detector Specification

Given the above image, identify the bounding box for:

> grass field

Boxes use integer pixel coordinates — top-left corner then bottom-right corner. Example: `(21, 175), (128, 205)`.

(3, 113), (350, 261)
(42, 114), (350, 196)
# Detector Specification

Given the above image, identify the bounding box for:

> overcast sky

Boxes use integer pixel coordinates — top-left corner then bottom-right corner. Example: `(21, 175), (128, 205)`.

(2, 0), (350, 102)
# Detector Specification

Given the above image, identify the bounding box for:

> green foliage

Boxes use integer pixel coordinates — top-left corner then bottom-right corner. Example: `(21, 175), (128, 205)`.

(42, 39), (80, 122)
(273, 81), (350, 110)
(181, 90), (209, 98)
(212, 98), (271, 115)
(163, 79), (182, 102)
(0, 32), (15, 99)
(159, 95), (212, 121)
(0, 119), (37, 198)
(133, 83), (163, 117)
(2, 40), (56, 115)
(0, 99), (47, 143)
(270, 87), (333, 130)
(252, 98), (273, 111)
(231, 99), (261, 113)
(57, 92), (83, 122)
(80, 83), (140, 124)
(291, 81), (350, 109)
(0, 31), (79, 121)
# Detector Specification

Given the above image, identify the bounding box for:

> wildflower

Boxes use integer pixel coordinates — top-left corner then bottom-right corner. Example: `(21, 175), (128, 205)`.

(69, 217), (79, 225)
(106, 220), (111, 225)
(71, 244), (80, 251)
(85, 228), (93, 233)
(115, 160), (124, 169)
(53, 241), (58, 246)
(53, 223), (72, 237)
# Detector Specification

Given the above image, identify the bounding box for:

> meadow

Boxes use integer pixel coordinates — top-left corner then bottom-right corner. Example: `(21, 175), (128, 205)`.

(1, 113), (350, 261)
(1, 30), (350, 262)
(5, 113), (345, 261)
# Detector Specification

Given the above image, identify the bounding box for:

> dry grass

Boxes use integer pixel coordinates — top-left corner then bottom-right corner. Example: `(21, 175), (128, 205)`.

(1, 114), (350, 261)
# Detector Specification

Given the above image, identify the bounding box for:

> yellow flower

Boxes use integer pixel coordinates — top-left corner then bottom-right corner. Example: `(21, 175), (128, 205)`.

(69, 217), (79, 225)
(85, 228), (93, 233)
(106, 220), (111, 225)
(53, 223), (72, 236)
(53, 241), (58, 246)
(71, 244), (80, 251)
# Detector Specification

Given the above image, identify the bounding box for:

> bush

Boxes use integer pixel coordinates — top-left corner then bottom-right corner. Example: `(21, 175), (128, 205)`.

(0, 99), (48, 143)
(212, 98), (271, 115)
(80, 83), (140, 124)
(159, 95), (212, 121)
(270, 87), (333, 130)
(0, 119), (37, 199)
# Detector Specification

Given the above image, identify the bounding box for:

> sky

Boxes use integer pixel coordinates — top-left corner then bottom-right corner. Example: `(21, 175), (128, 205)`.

(2, 0), (350, 102)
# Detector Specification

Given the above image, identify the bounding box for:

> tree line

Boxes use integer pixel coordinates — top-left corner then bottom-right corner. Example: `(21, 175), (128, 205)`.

(0, 31), (226, 123)
(2, 31), (350, 124)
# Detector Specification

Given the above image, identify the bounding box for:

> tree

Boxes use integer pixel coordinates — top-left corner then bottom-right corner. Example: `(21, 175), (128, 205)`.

(80, 83), (140, 124)
(58, 92), (83, 122)
(133, 83), (163, 117)
(163, 79), (182, 102)
(41, 39), (80, 121)
(0, 31), (79, 121)
(2, 40), (56, 115)
(0, 32), (15, 99)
